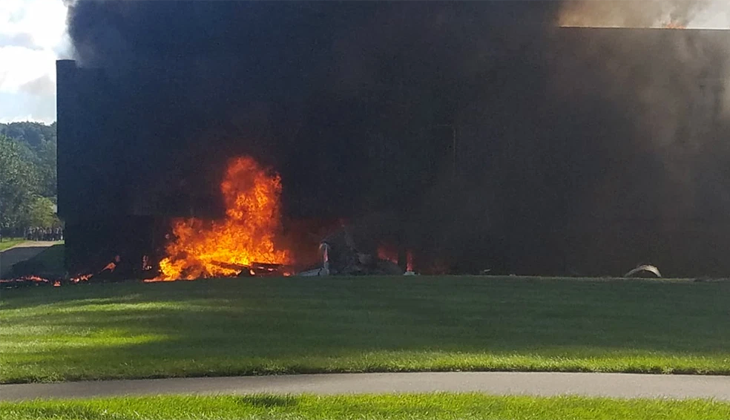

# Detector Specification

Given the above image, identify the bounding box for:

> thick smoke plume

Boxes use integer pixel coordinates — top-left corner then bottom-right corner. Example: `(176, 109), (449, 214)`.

(64, 1), (730, 275)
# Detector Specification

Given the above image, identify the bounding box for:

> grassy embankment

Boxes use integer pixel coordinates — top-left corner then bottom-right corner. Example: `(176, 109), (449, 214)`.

(0, 243), (65, 278)
(2, 276), (730, 383)
(0, 238), (25, 252)
(2, 394), (730, 420)
(23, 243), (65, 272)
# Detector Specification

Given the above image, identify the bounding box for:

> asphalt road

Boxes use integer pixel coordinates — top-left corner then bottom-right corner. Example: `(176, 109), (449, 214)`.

(0, 241), (57, 277)
(2, 372), (730, 401)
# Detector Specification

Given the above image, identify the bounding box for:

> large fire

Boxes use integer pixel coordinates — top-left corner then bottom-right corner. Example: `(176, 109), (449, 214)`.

(156, 156), (291, 280)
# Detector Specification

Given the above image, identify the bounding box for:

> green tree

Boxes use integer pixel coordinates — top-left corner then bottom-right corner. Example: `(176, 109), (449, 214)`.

(0, 122), (57, 198)
(0, 135), (41, 232)
(35, 138), (57, 197)
(0, 121), (56, 150)
(21, 196), (59, 229)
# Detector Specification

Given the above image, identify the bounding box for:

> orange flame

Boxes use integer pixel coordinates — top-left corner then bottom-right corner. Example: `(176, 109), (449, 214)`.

(71, 274), (92, 283)
(662, 21), (686, 29)
(101, 262), (117, 273)
(22, 275), (48, 283)
(377, 245), (398, 264)
(157, 156), (291, 280)
(0, 275), (50, 284)
(377, 245), (415, 272)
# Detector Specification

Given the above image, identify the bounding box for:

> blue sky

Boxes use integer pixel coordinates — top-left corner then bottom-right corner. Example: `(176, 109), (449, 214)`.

(0, 1), (728, 125)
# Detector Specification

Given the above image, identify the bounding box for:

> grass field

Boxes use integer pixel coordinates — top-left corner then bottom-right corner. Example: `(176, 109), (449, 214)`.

(2, 394), (729, 420)
(0, 238), (25, 252)
(2, 276), (730, 383)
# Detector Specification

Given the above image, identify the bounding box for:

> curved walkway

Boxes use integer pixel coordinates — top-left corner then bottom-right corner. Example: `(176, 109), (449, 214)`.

(2, 372), (730, 401)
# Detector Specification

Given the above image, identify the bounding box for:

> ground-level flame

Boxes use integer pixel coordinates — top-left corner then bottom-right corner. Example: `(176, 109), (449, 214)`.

(156, 156), (291, 280)
(662, 21), (686, 29)
(377, 245), (398, 265)
(377, 244), (415, 272)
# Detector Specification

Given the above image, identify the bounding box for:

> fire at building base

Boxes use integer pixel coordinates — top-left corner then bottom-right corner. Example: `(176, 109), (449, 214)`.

(34, 15), (730, 284)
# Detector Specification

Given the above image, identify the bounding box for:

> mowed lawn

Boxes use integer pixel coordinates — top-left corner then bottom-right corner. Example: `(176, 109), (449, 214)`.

(2, 394), (730, 420)
(0, 238), (25, 252)
(1, 276), (730, 383)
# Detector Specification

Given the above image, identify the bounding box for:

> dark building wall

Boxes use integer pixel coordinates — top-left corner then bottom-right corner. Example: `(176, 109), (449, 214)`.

(449, 28), (730, 276)
(57, 60), (127, 221)
(563, 28), (730, 277)
(56, 27), (730, 277)
(57, 60), (165, 272)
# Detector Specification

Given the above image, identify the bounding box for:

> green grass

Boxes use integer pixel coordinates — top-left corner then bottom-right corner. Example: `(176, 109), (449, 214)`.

(0, 238), (25, 252)
(2, 276), (730, 383)
(3, 244), (66, 278)
(2, 394), (730, 420)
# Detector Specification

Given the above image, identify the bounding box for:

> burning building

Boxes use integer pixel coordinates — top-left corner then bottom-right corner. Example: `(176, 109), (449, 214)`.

(57, 2), (730, 279)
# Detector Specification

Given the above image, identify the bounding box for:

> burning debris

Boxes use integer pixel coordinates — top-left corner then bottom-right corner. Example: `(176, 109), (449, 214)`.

(299, 223), (410, 276)
(142, 156), (416, 281)
(376, 245), (415, 274)
(155, 156), (291, 281)
(2, 252), (158, 288)
(0, 275), (51, 287)
(0, 274), (83, 289)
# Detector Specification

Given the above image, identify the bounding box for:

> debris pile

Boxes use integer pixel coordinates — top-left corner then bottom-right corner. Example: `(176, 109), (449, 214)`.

(300, 224), (406, 276)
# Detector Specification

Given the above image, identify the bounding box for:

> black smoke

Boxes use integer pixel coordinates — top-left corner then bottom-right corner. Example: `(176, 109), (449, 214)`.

(64, 1), (730, 275)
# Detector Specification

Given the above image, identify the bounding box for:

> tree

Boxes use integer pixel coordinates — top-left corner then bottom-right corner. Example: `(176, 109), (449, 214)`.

(35, 138), (58, 197)
(0, 124), (60, 236)
(0, 121), (56, 150)
(0, 135), (41, 232)
(0, 122), (57, 198)
(23, 197), (58, 229)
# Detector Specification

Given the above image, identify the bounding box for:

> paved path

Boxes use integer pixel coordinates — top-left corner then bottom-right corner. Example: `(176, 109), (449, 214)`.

(2, 372), (730, 401)
(0, 241), (58, 277)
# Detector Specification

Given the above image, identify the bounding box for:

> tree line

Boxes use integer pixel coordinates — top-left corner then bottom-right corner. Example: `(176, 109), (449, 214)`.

(0, 122), (59, 238)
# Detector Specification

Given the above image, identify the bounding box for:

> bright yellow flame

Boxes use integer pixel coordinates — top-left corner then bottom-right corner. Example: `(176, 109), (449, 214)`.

(157, 156), (291, 280)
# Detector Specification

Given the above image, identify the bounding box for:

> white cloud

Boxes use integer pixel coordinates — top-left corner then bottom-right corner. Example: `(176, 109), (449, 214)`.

(0, 0), (67, 123)
(0, 0), (67, 50)
(0, 46), (58, 94)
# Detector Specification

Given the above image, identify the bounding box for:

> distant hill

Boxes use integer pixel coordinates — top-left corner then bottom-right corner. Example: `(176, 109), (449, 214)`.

(0, 122), (57, 198)
(0, 122), (58, 233)
(0, 122), (56, 150)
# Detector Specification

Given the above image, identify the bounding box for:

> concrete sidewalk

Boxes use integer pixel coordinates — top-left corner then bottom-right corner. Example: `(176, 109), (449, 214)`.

(2, 372), (730, 401)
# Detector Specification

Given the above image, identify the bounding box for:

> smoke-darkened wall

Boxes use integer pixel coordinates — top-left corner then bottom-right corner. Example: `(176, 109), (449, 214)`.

(64, 2), (561, 217)
(60, 1), (730, 276)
